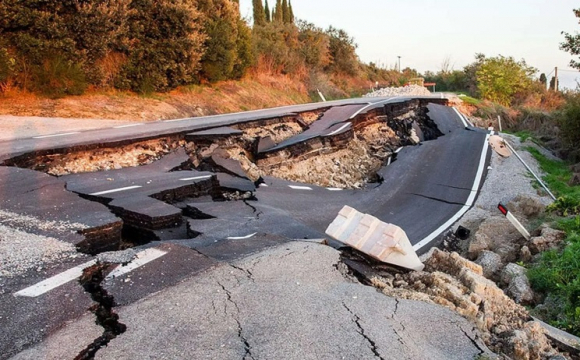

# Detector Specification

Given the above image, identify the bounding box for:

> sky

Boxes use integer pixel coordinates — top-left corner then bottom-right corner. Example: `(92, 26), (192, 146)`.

(239, 0), (580, 89)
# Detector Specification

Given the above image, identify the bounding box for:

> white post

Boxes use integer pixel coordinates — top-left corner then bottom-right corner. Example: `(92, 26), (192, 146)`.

(498, 115), (502, 132)
(317, 89), (327, 102)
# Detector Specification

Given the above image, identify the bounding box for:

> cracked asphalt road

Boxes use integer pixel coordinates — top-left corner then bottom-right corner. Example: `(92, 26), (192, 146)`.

(12, 242), (492, 359)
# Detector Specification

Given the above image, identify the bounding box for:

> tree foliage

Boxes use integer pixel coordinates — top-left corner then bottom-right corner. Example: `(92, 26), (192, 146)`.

(325, 26), (359, 76)
(561, 8), (580, 70)
(252, 0), (265, 26)
(475, 55), (537, 106)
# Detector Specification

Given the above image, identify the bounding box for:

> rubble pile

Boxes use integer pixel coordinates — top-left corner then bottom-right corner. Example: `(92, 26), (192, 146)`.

(363, 85), (431, 98)
(370, 249), (558, 359)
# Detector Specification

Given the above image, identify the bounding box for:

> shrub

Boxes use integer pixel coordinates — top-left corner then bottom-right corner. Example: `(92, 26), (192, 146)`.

(30, 56), (87, 98)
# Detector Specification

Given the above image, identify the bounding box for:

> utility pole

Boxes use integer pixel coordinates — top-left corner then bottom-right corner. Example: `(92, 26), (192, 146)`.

(398, 56), (401, 73)
(555, 67), (559, 91)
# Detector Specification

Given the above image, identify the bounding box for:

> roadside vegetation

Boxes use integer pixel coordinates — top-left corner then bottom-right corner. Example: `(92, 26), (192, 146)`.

(523, 148), (580, 335)
(0, 0), (415, 101)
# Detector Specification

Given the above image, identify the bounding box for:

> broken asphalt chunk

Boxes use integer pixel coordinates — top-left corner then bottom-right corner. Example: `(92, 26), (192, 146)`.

(325, 205), (424, 271)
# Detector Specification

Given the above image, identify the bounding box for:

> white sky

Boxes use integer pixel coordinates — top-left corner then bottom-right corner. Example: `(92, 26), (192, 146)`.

(239, 0), (580, 89)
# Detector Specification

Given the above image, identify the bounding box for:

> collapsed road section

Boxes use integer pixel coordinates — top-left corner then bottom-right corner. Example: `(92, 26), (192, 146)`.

(0, 97), (486, 258)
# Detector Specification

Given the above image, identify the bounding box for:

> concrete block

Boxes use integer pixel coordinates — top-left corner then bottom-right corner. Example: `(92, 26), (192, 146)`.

(325, 205), (424, 271)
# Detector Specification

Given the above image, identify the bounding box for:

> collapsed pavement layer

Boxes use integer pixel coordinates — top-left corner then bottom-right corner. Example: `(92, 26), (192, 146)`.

(0, 166), (122, 254)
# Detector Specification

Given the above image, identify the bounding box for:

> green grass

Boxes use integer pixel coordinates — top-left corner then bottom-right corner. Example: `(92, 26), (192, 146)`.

(526, 147), (580, 215)
(525, 147), (580, 335)
(458, 94), (481, 106)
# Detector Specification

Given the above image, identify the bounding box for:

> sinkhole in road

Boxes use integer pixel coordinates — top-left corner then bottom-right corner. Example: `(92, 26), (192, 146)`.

(7, 100), (446, 254)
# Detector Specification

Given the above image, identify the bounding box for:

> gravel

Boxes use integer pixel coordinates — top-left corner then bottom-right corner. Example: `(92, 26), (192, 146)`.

(457, 133), (553, 229)
(0, 224), (81, 278)
(363, 85), (431, 97)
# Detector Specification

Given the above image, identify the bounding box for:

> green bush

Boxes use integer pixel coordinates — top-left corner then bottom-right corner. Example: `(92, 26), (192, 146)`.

(528, 217), (580, 335)
(558, 95), (580, 161)
(31, 56), (87, 98)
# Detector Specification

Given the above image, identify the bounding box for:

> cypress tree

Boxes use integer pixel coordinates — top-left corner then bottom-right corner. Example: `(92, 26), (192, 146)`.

(282, 0), (289, 23)
(289, 0), (294, 22)
(274, 0), (282, 22)
(252, 0), (266, 26)
(264, 0), (271, 22)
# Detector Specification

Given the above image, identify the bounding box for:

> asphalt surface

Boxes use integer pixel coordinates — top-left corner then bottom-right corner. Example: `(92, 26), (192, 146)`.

(0, 97), (493, 358)
(10, 243), (492, 360)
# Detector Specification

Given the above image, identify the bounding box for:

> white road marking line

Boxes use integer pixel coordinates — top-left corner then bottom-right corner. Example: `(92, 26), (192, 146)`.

(327, 188), (343, 191)
(89, 185), (142, 196)
(105, 248), (167, 280)
(33, 132), (80, 139)
(163, 117), (191, 123)
(179, 175), (213, 181)
(327, 123), (351, 136)
(452, 107), (469, 128)
(259, 183), (269, 187)
(14, 260), (97, 297)
(413, 133), (491, 251)
(113, 123), (144, 129)
(395, 147), (404, 153)
(349, 98), (393, 119)
(288, 185), (313, 191)
(387, 156), (392, 166)
(227, 232), (257, 240)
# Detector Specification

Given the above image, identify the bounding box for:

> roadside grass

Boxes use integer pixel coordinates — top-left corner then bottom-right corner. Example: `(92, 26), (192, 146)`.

(457, 94), (481, 106)
(524, 147), (580, 335)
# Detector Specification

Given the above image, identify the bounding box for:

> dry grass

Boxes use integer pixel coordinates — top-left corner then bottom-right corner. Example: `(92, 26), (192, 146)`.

(0, 73), (311, 121)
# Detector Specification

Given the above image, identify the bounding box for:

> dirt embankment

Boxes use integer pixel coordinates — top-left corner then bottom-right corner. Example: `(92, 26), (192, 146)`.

(0, 73), (310, 122)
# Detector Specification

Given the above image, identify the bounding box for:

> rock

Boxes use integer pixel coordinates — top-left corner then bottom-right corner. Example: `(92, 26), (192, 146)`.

(506, 274), (535, 305)
(570, 163), (580, 173)
(475, 250), (503, 279)
(468, 232), (491, 259)
(501, 263), (527, 286)
(569, 173), (580, 186)
(519, 246), (532, 263)
(363, 85), (431, 98)
(529, 227), (566, 254)
(472, 216), (525, 263)
(424, 248), (483, 276)
(500, 322), (556, 360)
(507, 194), (546, 218)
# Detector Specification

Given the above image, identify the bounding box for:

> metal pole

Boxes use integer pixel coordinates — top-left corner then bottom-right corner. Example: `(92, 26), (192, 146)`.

(502, 140), (557, 200)
(398, 56), (401, 73)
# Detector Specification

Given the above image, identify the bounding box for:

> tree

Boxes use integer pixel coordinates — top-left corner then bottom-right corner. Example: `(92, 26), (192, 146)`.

(475, 55), (537, 106)
(288, 0), (294, 22)
(325, 26), (359, 76)
(198, 0), (241, 82)
(539, 73), (547, 88)
(252, 0), (265, 27)
(282, 0), (290, 23)
(118, 0), (206, 92)
(561, 8), (580, 70)
(273, 0), (282, 22)
(296, 20), (330, 69)
(550, 76), (558, 91)
(264, 0), (271, 22)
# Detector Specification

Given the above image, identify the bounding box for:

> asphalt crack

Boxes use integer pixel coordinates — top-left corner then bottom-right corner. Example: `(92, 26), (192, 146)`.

(342, 302), (386, 360)
(408, 193), (466, 206)
(217, 281), (254, 360)
(74, 262), (127, 360)
(242, 200), (263, 220)
(230, 264), (254, 283)
(460, 326), (486, 356)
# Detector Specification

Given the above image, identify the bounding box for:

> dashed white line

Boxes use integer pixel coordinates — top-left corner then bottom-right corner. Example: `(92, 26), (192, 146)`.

(387, 156), (392, 166)
(89, 185), (142, 196)
(14, 260), (97, 297)
(288, 185), (313, 191)
(179, 175), (213, 181)
(105, 248), (167, 280)
(395, 147), (404, 153)
(413, 133), (491, 251)
(452, 107), (469, 128)
(259, 183), (269, 187)
(326, 188), (343, 191)
(326, 123), (351, 136)
(227, 232), (257, 240)
(113, 123), (144, 129)
(33, 132), (80, 139)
